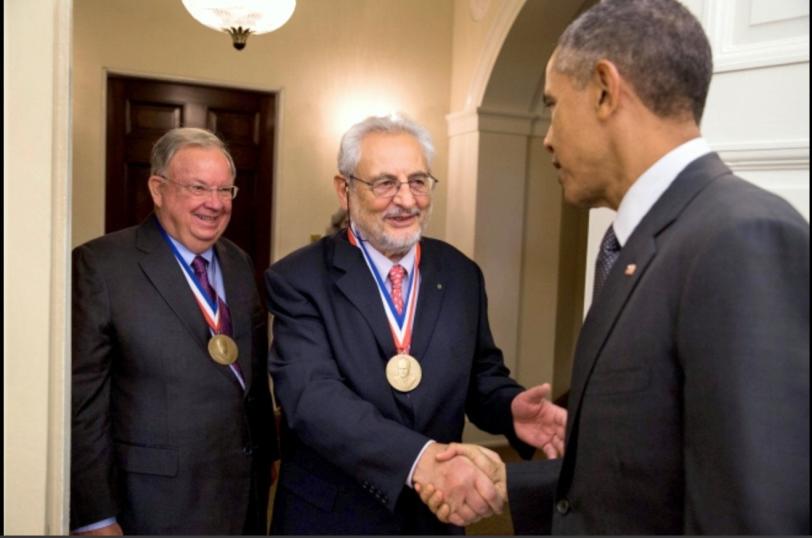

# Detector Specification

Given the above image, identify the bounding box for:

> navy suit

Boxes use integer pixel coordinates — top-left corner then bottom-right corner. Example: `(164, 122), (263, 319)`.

(71, 214), (278, 534)
(508, 153), (810, 534)
(266, 232), (533, 534)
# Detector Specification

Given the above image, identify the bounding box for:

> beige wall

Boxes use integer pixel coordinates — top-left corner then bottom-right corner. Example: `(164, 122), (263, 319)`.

(4, 0), (71, 534)
(72, 0), (453, 259)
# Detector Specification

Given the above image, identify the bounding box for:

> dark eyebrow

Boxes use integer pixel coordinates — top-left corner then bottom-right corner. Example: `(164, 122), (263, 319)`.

(542, 94), (555, 108)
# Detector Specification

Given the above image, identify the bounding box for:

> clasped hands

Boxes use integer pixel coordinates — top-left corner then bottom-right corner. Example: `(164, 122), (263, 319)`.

(412, 383), (566, 527)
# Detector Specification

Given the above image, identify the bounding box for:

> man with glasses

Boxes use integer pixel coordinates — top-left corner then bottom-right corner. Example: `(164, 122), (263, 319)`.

(265, 114), (566, 534)
(71, 127), (278, 534)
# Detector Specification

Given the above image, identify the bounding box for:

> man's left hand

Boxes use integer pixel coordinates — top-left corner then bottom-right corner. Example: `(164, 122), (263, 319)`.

(512, 383), (567, 458)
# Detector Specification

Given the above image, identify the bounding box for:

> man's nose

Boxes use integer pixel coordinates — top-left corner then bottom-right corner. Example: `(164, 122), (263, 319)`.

(202, 188), (226, 208)
(391, 180), (417, 206)
(544, 125), (554, 154)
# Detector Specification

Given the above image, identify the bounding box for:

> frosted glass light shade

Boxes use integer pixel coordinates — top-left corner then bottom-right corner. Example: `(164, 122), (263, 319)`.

(182, 0), (296, 49)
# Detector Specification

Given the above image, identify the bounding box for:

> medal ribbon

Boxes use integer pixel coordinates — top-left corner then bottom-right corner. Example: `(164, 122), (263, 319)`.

(158, 224), (245, 390)
(348, 227), (420, 354)
(158, 224), (225, 335)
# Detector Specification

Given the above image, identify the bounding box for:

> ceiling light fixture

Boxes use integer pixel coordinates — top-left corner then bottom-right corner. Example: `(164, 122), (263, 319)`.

(182, 0), (296, 51)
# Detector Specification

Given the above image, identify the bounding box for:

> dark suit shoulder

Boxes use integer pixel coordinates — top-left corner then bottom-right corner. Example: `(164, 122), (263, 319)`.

(673, 172), (808, 255)
(266, 234), (329, 278)
(703, 171), (807, 227)
(74, 224), (139, 256)
(419, 236), (471, 262)
(215, 235), (253, 266)
(419, 236), (484, 280)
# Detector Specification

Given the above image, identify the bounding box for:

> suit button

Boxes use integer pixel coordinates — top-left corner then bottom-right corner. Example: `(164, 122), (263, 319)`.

(556, 499), (570, 514)
(242, 446), (253, 456)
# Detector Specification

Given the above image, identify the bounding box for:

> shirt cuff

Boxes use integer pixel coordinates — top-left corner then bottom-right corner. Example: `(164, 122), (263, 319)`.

(406, 439), (435, 488)
(72, 517), (117, 533)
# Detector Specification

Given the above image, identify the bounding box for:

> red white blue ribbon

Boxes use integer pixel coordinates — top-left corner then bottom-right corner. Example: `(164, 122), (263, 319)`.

(348, 227), (420, 353)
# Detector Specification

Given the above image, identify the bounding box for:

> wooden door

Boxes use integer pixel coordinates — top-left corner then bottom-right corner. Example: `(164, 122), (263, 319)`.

(106, 75), (275, 288)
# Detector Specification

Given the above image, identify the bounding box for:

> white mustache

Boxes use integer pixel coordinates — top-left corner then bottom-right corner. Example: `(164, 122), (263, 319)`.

(384, 208), (420, 218)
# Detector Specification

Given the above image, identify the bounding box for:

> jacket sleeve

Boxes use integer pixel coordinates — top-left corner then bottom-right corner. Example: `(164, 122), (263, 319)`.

(507, 459), (562, 534)
(70, 245), (119, 529)
(679, 216), (809, 533)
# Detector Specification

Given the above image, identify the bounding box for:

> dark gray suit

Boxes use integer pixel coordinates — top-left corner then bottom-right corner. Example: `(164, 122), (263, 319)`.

(509, 153), (809, 534)
(71, 214), (278, 534)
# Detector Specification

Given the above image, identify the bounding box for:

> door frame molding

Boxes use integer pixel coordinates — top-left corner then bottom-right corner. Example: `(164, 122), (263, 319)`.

(101, 67), (284, 266)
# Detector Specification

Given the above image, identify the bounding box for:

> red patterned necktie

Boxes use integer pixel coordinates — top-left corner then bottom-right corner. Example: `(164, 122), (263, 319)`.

(388, 264), (406, 315)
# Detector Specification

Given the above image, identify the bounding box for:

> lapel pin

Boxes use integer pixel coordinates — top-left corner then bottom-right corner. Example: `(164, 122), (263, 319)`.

(624, 264), (637, 276)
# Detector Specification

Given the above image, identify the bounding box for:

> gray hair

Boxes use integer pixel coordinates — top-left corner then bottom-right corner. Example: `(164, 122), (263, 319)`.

(150, 127), (237, 179)
(337, 114), (435, 178)
(554, 0), (713, 123)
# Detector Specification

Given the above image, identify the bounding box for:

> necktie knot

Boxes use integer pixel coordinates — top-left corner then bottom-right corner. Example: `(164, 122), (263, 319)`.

(593, 225), (621, 299)
(388, 264), (406, 315)
(191, 255), (208, 279)
(191, 256), (215, 300)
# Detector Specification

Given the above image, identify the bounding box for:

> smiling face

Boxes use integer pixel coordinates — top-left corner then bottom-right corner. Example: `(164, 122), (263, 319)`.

(543, 51), (613, 209)
(339, 131), (432, 260)
(148, 146), (234, 253)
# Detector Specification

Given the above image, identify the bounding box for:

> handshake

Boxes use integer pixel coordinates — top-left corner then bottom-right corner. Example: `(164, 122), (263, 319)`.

(412, 383), (567, 527)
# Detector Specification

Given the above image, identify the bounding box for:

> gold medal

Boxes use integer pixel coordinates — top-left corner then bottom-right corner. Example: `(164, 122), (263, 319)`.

(385, 353), (422, 392)
(208, 334), (239, 365)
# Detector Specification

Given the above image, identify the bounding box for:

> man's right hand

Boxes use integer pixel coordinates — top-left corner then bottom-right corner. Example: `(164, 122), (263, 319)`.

(412, 443), (506, 527)
(72, 523), (123, 535)
(412, 442), (505, 526)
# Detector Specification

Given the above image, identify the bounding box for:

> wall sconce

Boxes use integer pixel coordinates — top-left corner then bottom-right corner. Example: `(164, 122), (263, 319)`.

(182, 0), (296, 50)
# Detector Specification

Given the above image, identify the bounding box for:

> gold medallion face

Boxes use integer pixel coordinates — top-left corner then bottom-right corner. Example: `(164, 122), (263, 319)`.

(385, 353), (422, 392)
(208, 334), (239, 365)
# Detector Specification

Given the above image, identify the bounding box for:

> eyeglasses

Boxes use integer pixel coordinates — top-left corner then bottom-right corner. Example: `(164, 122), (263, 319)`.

(158, 175), (239, 200)
(349, 173), (439, 198)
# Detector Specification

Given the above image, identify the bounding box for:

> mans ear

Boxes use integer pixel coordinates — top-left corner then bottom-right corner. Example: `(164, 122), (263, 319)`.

(333, 175), (350, 210)
(147, 175), (164, 208)
(593, 59), (622, 119)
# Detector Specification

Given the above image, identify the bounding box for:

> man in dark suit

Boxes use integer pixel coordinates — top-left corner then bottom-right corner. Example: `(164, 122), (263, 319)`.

(422, 0), (809, 534)
(265, 114), (567, 534)
(71, 128), (278, 534)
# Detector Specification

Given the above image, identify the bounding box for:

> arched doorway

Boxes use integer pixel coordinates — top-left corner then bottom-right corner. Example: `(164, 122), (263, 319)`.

(447, 1), (595, 444)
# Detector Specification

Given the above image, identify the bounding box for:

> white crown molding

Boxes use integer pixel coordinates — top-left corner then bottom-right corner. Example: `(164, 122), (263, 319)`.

(713, 139), (810, 171)
(465, 0), (526, 109)
(447, 107), (548, 138)
(704, 0), (810, 73)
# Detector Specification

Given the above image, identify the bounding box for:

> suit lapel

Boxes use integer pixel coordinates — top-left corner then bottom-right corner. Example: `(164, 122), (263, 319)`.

(331, 233), (397, 358)
(410, 240), (445, 361)
(137, 215), (244, 391)
(566, 153), (731, 439)
(137, 216), (209, 349)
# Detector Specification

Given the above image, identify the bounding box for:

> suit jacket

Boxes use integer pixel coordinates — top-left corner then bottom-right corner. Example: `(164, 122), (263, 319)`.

(71, 214), (278, 534)
(508, 152), (809, 534)
(266, 232), (533, 534)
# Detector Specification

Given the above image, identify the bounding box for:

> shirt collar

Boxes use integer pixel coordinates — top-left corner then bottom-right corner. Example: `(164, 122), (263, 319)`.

(350, 225), (417, 278)
(613, 137), (711, 246)
(363, 240), (417, 281)
(166, 234), (214, 267)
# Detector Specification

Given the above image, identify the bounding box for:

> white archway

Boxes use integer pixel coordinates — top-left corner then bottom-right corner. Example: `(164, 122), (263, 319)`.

(447, 1), (593, 435)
